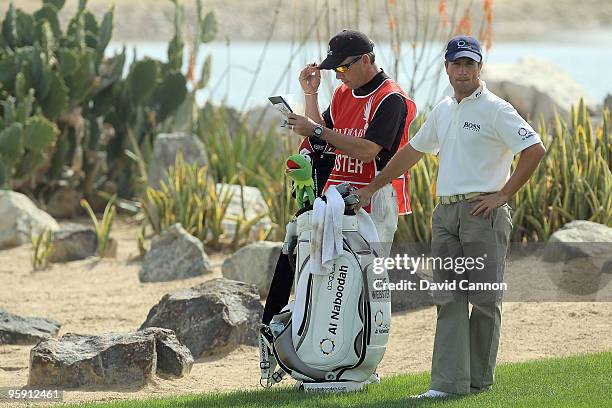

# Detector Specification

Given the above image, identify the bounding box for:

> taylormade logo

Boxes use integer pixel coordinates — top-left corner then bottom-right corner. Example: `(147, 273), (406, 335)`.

(328, 265), (348, 336)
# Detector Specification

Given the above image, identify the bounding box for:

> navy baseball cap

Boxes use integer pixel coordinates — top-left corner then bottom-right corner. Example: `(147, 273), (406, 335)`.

(445, 36), (482, 62)
(319, 30), (374, 70)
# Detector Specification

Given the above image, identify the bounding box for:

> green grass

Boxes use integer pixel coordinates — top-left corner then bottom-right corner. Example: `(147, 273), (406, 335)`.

(60, 352), (611, 408)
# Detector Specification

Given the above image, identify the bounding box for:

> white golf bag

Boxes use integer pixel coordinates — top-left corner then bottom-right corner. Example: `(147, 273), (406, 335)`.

(259, 189), (391, 392)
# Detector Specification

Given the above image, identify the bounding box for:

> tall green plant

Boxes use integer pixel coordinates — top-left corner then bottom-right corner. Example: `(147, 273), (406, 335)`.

(0, 0), (124, 197)
(111, 0), (217, 198)
(81, 195), (116, 257)
(30, 228), (53, 270)
(511, 100), (611, 241)
(0, 0), (217, 206)
(197, 105), (299, 240)
(141, 153), (267, 249)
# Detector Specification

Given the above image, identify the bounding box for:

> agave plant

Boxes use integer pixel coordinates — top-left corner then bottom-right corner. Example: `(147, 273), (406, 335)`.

(81, 195), (117, 257)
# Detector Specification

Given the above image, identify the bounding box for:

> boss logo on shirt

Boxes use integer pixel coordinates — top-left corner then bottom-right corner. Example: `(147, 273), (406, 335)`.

(463, 121), (481, 132)
(518, 127), (536, 141)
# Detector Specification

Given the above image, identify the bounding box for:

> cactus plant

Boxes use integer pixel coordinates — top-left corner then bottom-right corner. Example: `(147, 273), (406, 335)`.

(0, 0), (216, 207)
(0, 0), (122, 195)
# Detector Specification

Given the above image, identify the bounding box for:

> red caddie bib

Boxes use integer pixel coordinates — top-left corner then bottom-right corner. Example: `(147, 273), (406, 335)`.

(323, 79), (416, 215)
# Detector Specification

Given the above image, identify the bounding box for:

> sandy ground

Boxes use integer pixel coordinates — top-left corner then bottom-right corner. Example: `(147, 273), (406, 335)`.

(0, 218), (611, 406)
(2, 0), (612, 43)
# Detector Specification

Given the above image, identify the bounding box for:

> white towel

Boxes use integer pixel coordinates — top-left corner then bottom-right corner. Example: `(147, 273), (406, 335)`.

(356, 208), (384, 257)
(310, 197), (326, 275)
(310, 187), (383, 275)
(322, 186), (345, 271)
(309, 186), (345, 275)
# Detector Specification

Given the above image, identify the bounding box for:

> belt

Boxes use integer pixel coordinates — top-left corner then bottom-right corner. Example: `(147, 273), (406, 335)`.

(438, 192), (484, 205)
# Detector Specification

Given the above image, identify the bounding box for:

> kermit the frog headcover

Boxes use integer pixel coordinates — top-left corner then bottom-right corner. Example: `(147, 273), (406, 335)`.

(285, 154), (315, 208)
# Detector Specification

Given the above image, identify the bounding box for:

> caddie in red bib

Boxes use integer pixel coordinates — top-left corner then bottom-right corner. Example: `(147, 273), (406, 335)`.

(287, 29), (416, 245)
(325, 78), (415, 214)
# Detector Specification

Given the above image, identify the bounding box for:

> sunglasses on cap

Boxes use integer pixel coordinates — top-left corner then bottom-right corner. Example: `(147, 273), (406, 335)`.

(334, 56), (362, 73)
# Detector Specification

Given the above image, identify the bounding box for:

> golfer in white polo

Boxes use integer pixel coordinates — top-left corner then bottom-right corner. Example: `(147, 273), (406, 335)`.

(355, 35), (546, 398)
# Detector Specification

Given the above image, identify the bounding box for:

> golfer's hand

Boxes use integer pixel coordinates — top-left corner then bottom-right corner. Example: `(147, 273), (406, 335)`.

(286, 113), (316, 137)
(353, 186), (375, 212)
(299, 63), (321, 95)
(469, 192), (509, 217)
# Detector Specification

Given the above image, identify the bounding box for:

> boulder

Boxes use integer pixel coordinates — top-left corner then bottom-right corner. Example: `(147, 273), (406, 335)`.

(0, 191), (59, 249)
(139, 278), (263, 357)
(217, 183), (272, 242)
(45, 187), (81, 219)
(543, 221), (612, 262)
(48, 223), (97, 263)
(147, 132), (209, 189)
(0, 309), (61, 345)
(140, 327), (193, 378)
(543, 221), (612, 297)
(139, 223), (212, 283)
(28, 332), (157, 388)
(222, 241), (282, 297)
(482, 58), (597, 123)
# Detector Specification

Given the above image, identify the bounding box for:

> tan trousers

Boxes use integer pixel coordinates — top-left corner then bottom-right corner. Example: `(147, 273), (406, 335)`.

(429, 200), (512, 394)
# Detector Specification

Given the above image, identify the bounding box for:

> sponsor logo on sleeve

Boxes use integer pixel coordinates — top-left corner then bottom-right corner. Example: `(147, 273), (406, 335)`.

(518, 127), (537, 141)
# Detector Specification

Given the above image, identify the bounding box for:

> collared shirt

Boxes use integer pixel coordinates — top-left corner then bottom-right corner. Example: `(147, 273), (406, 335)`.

(410, 81), (542, 196)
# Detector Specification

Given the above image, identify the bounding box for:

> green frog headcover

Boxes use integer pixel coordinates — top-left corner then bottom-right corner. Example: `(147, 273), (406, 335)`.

(285, 153), (316, 208)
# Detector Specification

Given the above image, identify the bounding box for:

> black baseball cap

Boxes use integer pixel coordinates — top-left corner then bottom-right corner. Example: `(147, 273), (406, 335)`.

(445, 36), (482, 62)
(319, 30), (374, 70)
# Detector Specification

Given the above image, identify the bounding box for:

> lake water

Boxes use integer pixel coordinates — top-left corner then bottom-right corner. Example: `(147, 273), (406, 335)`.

(108, 32), (612, 112)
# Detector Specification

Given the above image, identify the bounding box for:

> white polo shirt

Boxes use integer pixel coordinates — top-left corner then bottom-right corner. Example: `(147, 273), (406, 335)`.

(409, 81), (542, 196)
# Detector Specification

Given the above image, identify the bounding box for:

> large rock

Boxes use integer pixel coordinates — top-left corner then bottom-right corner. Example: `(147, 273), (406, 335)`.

(148, 132), (209, 189)
(217, 183), (272, 242)
(482, 58), (597, 123)
(28, 329), (192, 388)
(543, 221), (612, 262)
(0, 191), (59, 249)
(45, 187), (81, 219)
(139, 223), (212, 282)
(29, 332), (157, 388)
(0, 309), (61, 345)
(48, 223), (97, 263)
(139, 278), (263, 357)
(543, 221), (612, 297)
(222, 242), (282, 297)
(140, 327), (194, 378)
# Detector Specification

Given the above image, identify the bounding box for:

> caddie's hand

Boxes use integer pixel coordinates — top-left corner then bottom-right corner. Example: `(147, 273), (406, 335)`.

(299, 63), (321, 95)
(469, 192), (509, 217)
(353, 186), (375, 212)
(286, 113), (316, 137)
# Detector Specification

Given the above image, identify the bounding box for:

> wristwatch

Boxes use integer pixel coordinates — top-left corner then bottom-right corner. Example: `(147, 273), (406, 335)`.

(312, 124), (324, 139)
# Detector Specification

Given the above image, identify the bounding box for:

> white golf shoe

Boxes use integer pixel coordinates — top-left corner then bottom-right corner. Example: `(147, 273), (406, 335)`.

(411, 389), (454, 399)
